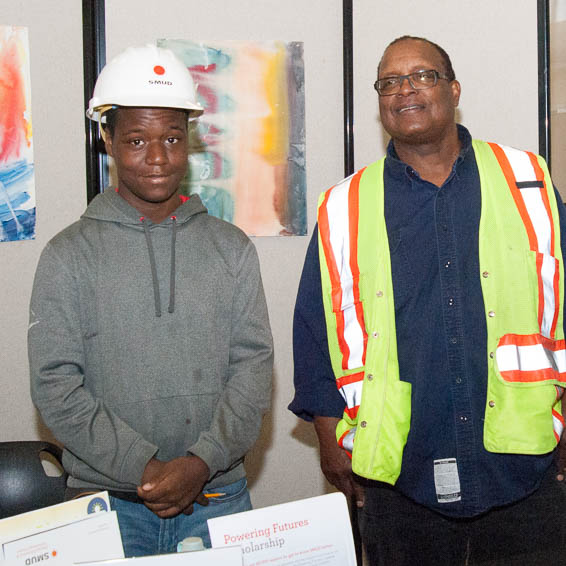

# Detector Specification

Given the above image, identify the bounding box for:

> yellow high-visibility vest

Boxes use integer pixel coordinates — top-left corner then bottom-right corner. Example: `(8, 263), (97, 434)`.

(318, 140), (566, 484)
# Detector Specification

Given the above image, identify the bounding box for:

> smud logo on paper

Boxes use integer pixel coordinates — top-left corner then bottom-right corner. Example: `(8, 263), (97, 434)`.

(24, 549), (56, 564)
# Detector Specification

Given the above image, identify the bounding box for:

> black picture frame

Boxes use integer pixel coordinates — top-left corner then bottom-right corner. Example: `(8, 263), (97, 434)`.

(538, 0), (551, 168)
(83, 0), (107, 203)
(343, 0), (354, 178)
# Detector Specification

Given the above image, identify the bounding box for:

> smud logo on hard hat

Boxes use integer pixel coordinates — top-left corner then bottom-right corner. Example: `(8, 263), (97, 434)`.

(150, 65), (172, 85)
(147, 65), (173, 86)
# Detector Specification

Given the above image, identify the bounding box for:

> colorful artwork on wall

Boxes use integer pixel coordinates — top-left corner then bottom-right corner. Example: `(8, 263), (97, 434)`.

(158, 39), (306, 236)
(0, 26), (35, 242)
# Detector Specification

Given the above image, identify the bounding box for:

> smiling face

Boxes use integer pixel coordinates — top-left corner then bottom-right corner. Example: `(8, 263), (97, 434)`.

(105, 107), (189, 222)
(378, 39), (461, 147)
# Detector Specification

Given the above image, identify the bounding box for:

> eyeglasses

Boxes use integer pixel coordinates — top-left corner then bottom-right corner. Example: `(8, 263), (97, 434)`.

(374, 69), (451, 96)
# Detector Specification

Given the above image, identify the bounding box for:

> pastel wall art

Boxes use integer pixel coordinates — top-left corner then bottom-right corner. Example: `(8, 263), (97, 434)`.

(0, 26), (35, 242)
(158, 39), (306, 236)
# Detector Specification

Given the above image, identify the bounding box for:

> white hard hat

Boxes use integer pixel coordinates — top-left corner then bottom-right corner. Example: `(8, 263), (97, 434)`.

(86, 44), (203, 122)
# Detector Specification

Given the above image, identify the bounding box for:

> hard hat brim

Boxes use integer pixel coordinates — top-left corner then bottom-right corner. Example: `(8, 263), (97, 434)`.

(86, 101), (204, 122)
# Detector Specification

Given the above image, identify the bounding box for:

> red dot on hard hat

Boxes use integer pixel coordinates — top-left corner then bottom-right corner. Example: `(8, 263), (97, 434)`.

(154, 65), (165, 75)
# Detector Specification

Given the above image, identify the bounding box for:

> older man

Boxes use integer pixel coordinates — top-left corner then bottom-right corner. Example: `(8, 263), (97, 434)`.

(29, 45), (273, 557)
(290, 35), (566, 564)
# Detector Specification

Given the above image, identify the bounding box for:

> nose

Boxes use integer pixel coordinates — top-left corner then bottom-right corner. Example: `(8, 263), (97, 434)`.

(146, 141), (168, 165)
(397, 75), (416, 95)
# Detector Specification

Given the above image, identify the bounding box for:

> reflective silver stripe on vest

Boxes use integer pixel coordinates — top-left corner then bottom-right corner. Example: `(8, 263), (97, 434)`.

(338, 427), (356, 453)
(491, 144), (564, 386)
(324, 175), (365, 369)
(499, 145), (556, 337)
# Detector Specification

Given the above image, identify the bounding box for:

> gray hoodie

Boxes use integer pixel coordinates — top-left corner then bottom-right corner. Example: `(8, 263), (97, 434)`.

(29, 189), (273, 491)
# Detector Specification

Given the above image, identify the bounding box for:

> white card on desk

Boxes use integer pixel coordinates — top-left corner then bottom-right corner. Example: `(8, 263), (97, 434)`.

(2, 510), (123, 566)
(0, 492), (111, 561)
(207, 492), (356, 566)
(75, 545), (242, 565)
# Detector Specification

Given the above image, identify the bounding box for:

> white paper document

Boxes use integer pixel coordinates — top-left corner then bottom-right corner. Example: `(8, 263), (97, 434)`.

(76, 546), (242, 566)
(2, 510), (124, 566)
(0, 492), (112, 561)
(207, 492), (356, 566)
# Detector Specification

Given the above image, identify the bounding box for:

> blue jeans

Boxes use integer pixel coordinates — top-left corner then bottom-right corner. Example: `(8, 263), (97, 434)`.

(110, 477), (251, 557)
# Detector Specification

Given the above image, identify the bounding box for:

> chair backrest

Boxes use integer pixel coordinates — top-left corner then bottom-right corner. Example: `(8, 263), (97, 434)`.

(0, 441), (68, 519)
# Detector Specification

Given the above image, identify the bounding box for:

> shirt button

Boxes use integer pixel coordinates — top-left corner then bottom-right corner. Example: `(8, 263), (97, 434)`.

(489, 351), (494, 359)
(360, 421), (367, 428)
(376, 290), (383, 297)
(482, 271), (489, 278)
(455, 377), (462, 384)
(372, 331), (379, 338)
(488, 400), (495, 408)
(448, 298), (455, 306)
(367, 374), (374, 381)
(488, 310), (496, 317)
(450, 337), (458, 344)
(445, 261), (451, 268)
(460, 415), (468, 422)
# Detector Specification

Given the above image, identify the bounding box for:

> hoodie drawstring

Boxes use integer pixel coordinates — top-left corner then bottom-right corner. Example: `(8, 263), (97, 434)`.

(141, 216), (178, 317)
(142, 218), (162, 317)
(168, 216), (177, 314)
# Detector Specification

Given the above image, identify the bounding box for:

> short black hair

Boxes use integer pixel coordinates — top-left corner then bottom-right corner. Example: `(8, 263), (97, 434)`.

(100, 107), (190, 140)
(378, 35), (456, 81)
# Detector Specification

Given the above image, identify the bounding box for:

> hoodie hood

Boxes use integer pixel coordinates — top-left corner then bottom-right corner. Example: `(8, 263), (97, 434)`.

(82, 187), (208, 227)
(83, 188), (208, 317)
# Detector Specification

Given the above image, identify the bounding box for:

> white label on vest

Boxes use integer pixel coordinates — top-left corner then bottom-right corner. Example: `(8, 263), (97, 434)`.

(433, 458), (461, 503)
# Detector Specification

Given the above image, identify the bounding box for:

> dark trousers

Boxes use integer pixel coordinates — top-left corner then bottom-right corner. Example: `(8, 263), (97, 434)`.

(358, 464), (566, 565)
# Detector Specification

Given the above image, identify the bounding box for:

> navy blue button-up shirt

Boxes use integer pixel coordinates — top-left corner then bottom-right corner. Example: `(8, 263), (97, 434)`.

(289, 126), (566, 517)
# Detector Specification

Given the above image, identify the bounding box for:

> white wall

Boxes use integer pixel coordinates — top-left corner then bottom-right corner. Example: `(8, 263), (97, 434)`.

(0, 0), (540, 510)
(353, 0), (539, 169)
(0, 1), (86, 441)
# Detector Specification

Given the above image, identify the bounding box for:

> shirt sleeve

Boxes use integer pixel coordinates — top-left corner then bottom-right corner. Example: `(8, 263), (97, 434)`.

(288, 225), (346, 421)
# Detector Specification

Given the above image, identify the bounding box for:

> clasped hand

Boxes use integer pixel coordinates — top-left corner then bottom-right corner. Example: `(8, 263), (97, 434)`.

(137, 455), (210, 518)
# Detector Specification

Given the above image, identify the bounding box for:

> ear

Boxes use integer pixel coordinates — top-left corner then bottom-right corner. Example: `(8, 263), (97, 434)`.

(450, 80), (461, 108)
(104, 130), (114, 158)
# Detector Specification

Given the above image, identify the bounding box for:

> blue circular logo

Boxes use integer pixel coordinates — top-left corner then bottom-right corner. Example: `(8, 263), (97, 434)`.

(87, 497), (109, 514)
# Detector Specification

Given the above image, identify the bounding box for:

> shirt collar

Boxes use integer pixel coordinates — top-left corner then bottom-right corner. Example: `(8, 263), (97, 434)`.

(385, 124), (473, 181)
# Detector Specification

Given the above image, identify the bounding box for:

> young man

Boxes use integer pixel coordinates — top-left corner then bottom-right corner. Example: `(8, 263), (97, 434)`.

(290, 36), (566, 565)
(29, 45), (273, 556)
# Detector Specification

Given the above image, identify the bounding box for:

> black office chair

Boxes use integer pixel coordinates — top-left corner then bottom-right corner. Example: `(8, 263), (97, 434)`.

(0, 441), (68, 519)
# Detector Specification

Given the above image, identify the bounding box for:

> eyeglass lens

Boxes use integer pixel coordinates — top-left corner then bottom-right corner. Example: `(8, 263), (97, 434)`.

(376, 70), (438, 95)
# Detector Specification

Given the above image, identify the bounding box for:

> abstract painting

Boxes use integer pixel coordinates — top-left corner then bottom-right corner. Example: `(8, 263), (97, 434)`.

(158, 39), (306, 236)
(0, 26), (35, 242)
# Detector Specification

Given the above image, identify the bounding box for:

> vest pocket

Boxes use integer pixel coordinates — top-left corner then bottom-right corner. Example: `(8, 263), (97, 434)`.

(352, 379), (412, 485)
(495, 333), (566, 385)
(484, 377), (560, 455)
